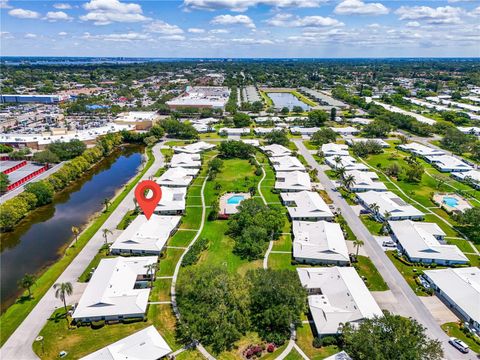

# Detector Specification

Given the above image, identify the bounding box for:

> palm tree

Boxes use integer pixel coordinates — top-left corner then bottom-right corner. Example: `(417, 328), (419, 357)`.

(335, 166), (346, 179)
(342, 174), (356, 191)
(18, 273), (36, 298)
(71, 226), (79, 245)
(103, 198), (111, 212)
(102, 228), (113, 247)
(370, 203), (380, 218)
(382, 211), (391, 234)
(144, 263), (157, 288)
(54, 282), (73, 314)
(133, 197), (138, 211)
(353, 239), (364, 256)
(398, 135), (408, 145)
(333, 155), (342, 168)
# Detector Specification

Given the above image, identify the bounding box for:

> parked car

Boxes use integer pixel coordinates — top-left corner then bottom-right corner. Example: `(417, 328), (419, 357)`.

(449, 337), (469, 353)
(382, 240), (397, 247)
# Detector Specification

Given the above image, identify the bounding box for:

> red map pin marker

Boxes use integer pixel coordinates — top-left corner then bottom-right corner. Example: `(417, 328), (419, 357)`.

(135, 180), (162, 220)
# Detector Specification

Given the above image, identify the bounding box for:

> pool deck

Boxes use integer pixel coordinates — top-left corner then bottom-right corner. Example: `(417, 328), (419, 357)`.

(218, 192), (251, 217)
(432, 193), (472, 214)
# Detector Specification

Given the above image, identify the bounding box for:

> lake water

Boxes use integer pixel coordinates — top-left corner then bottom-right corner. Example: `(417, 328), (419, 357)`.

(0, 146), (143, 311)
(267, 92), (310, 111)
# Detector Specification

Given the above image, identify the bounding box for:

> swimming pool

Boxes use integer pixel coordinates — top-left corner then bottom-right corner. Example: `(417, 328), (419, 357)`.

(227, 195), (245, 205)
(443, 196), (459, 207)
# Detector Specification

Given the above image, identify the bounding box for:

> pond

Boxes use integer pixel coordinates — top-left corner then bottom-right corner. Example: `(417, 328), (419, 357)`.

(267, 92), (310, 111)
(0, 145), (144, 312)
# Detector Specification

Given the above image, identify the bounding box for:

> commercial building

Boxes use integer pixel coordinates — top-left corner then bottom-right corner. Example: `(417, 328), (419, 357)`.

(293, 221), (349, 265)
(260, 144), (292, 157)
(357, 190), (424, 221)
(166, 86), (230, 110)
(424, 155), (473, 172)
(114, 111), (160, 130)
(297, 267), (383, 335)
(281, 191), (334, 221)
(270, 156), (306, 172)
(423, 267), (480, 332)
(321, 143), (349, 157)
(80, 325), (172, 360)
(275, 171), (311, 192)
(388, 220), (467, 265)
(344, 170), (387, 192)
(110, 215), (181, 255)
(0, 94), (68, 104)
(173, 141), (216, 154)
(72, 256), (158, 322)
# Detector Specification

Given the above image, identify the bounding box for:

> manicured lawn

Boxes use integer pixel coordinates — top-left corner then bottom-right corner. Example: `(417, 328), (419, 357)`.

(303, 141), (317, 150)
(179, 206), (203, 229)
(268, 253), (296, 270)
(291, 90), (318, 107)
(337, 214), (357, 241)
(295, 321), (340, 360)
(1, 146), (155, 347)
(441, 322), (480, 354)
(175, 349), (205, 360)
(360, 215), (384, 236)
(149, 278), (172, 302)
(168, 230), (196, 247)
(158, 248), (184, 277)
(353, 255), (389, 291)
(285, 349), (304, 360)
(272, 234), (292, 252)
(445, 238), (476, 253)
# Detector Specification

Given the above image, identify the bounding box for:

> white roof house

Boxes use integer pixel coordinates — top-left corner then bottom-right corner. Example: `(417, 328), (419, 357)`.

(344, 170), (387, 192)
(81, 326), (172, 360)
(423, 267), (480, 332)
(457, 126), (480, 136)
(346, 138), (390, 148)
(425, 155), (473, 172)
(270, 156), (306, 172)
(73, 256), (158, 321)
(281, 191), (334, 221)
(170, 153), (201, 168)
(325, 155), (369, 171)
(173, 141), (215, 154)
(389, 220), (467, 265)
(321, 143), (349, 157)
(330, 127), (360, 136)
(219, 127), (250, 136)
(154, 186), (186, 214)
(293, 221), (349, 265)
(242, 139), (260, 147)
(398, 143), (445, 157)
(275, 171), (311, 192)
(323, 352), (352, 360)
(357, 190), (424, 221)
(157, 167), (197, 187)
(349, 117), (372, 125)
(191, 123), (213, 133)
(297, 267), (383, 335)
(253, 127), (283, 135)
(284, 116), (308, 122)
(255, 116), (281, 123)
(290, 127), (321, 136)
(452, 169), (480, 189)
(260, 144), (292, 157)
(111, 215), (181, 255)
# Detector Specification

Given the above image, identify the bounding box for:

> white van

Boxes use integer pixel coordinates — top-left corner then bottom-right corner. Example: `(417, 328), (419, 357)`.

(449, 337), (469, 353)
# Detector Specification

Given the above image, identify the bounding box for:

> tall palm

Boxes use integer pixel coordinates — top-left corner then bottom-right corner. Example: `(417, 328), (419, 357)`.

(54, 282), (73, 314)
(133, 197), (138, 211)
(102, 228), (113, 247)
(103, 198), (111, 212)
(17, 273), (36, 299)
(353, 239), (364, 256)
(144, 263), (157, 288)
(333, 156), (342, 168)
(71, 226), (79, 245)
(370, 203), (380, 218)
(335, 166), (346, 179)
(382, 211), (391, 234)
(342, 174), (356, 190)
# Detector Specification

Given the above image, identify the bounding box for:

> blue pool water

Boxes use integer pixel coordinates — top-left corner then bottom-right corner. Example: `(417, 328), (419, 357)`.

(443, 197), (459, 207)
(227, 195), (245, 205)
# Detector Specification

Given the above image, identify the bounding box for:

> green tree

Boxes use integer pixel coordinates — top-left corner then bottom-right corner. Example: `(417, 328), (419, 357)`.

(144, 263), (157, 288)
(353, 238), (364, 256)
(280, 106), (290, 115)
(251, 101), (264, 113)
(311, 128), (337, 146)
(0, 173), (10, 193)
(341, 311), (443, 360)
(308, 109), (328, 126)
(54, 282), (73, 314)
(71, 226), (80, 244)
(404, 163), (424, 183)
(32, 149), (60, 164)
(24, 181), (54, 206)
(264, 129), (289, 147)
(18, 273), (36, 298)
(218, 140), (255, 159)
(330, 107), (337, 122)
(47, 139), (86, 161)
(233, 113), (252, 128)
(143, 135), (158, 146)
(102, 228), (113, 246)
(103, 198), (111, 212)
(292, 105), (303, 114)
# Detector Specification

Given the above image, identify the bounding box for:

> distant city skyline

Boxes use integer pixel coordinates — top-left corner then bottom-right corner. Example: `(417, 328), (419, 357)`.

(1, 0), (479, 58)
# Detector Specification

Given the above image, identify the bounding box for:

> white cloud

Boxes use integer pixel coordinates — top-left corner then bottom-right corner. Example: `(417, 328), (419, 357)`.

(160, 35), (186, 41)
(211, 14), (255, 28)
(8, 8), (40, 19)
(145, 21), (184, 34)
(231, 38), (274, 45)
(210, 29), (229, 34)
(24, 33), (37, 38)
(395, 6), (464, 24)
(0, 31), (13, 39)
(53, 3), (72, 9)
(80, 0), (150, 25)
(188, 28), (205, 33)
(406, 21), (421, 27)
(266, 13), (343, 27)
(83, 32), (150, 41)
(183, 0), (325, 12)
(58, 31), (68, 36)
(334, 0), (389, 15)
(471, 6), (480, 16)
(0, 0), (12, 9)
(45, 11), (73, 21)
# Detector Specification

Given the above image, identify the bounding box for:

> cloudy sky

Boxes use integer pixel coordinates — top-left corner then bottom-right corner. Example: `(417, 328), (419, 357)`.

(1, 0), (479, 57)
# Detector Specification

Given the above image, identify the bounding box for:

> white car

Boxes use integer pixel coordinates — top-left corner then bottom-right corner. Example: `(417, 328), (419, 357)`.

(449, 337), (469, 353)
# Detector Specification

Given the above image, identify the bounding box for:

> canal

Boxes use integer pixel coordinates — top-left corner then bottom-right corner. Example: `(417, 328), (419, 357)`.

(0, 145), (144, 311)
(267, 92), (310, 111)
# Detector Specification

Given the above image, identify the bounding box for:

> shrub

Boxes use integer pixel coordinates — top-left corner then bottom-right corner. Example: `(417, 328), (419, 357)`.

(313, 337), (323, 348)
(255, 168), (262, 176)
(91, 320), (105, 329)
(182, 238), (209, 267)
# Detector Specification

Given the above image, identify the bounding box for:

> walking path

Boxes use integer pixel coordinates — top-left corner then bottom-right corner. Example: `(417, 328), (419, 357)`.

(1, 143), (165, 360)
(294, 139), (475, 360)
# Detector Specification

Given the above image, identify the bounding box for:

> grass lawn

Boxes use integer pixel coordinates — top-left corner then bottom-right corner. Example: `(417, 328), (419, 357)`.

(295, 321), (340, 360)
(175, 349), (205, 360)
(158, 248), (184, 277)
(445, 238), (476, 253)
(272, 234), (292, 252)
(291, 90), (318, 107)
(337, 214), (357, 241)
(1, 147), (156, 347)
(303, 141), (317, 150)
(149, 278), (172, 302)
(179, 206), (203, 229)
(116, 209), (138, 230)
(353, 255), (389, 291)
(285, 349), (304, 360)
(268, 253), (296, 270)
(168, 229), (196, 247)
(441, 322), (480, 354)
(360, 215), (384, 236)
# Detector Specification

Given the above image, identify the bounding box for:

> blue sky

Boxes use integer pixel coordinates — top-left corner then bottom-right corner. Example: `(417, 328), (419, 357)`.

(1, 0), (479, 57)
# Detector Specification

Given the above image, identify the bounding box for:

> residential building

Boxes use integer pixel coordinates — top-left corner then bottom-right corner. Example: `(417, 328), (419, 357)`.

(154, 186), (186, 214)
(345, 138), (389, 148)
(321, 143), (349, 157)
(324, 352), (352, 360)
(290, 127), (321, 136)
(219, 127), (250, 136)
(349, 117), (372, 125)
(423, 267), (480, 332)
(281, 191), (334, 221)
(344, 170), (387, 192)
(398, 143), (445, 157)
(72, 256), (158, 322)
(80, 326), (172, 360)
(424, 155), (473, 172)
(275, 171), (311, 192)
(157, 167), (197, 187)
(325, 155), (368, 171)
(173, 141), (215, 154)
(389, 220), (467, 265)
(270, 156), (306, 172)
(330, 127), (360, 136)
(357, 190), (424, 220)
(255, 116), (281, 123)
(253, 127), (283, 135)
(452, 169), (480, 189)
(170, 153), (201, 168)
(297, 267), (383, 335)
(293, 221), (349, 265)
(260, 144), (292, 157)
(457, 126), (480, 136)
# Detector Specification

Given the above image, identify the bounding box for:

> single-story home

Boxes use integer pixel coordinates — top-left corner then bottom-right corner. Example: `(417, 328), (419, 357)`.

(275, 171), (311, 192)
(170, 153), (201, 168)
(253, 127), (284, 135)
(321, 143), (349, 157)
(330, 127), (360, 136)
(260, 144), (292, 157)
(345, 138), (389, 148)
(325, 155), (369, 171)
(424, 155), (473, 172)
(398, 143), (445, 157)
(219, 127), (250, 136)
(281, 191), (334, 221)
(344, 170), (387, 192)
(356, 190), (424, 221)
(290, 127), (321, 136)
(154, 186), (186, 214)
(255, 116), (281, 123)
(270, 156), (306, 172)
(157, 167), (198, 187)
(452, 169), (480, 189)
(173, 141), (216, 154)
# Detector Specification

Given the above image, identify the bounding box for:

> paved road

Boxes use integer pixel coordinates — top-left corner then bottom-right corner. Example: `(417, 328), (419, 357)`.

(294, 140), (476, 360)
(0, 143), (165, 360)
